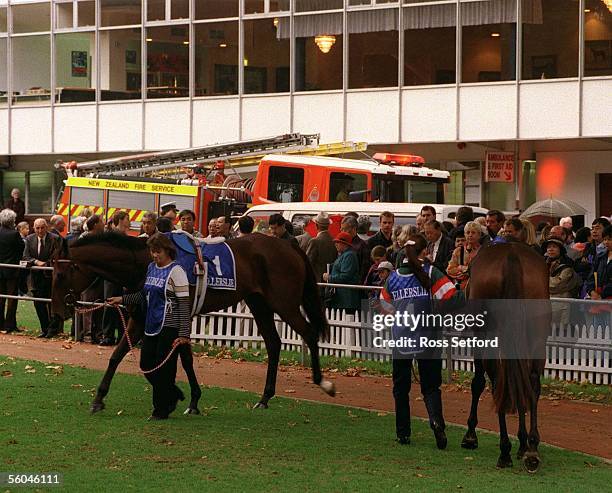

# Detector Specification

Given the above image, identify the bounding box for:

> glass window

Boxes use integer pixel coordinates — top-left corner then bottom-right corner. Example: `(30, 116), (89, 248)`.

(11, 35), (51, 104)
(195, 21), (239, 96)
(146, 25), (189, 98)
(296, 0), (343, 12)
(295, 13), (343, 91)
(147, 0), (166, 21)
(100, 0), (141, 27)
(267, 167), (304, 202)
(584, 0), (612, 77)
(171, 0), (189, 20)
(348, 9), (399, 88)
(0, 7), (6, 33)
(195, 0), (239, 20)
(461, 0), (517, 83)
(78, 1), (96, 27)
(12, 3), (51, 33)
(100, 28), (142, 100)
(269, 0), (290, 12)
(55, 32), (96, 103)
(243, 18), (290, 94)
(245, 0), (264, 14)
(522, 0), (578, 80)
(404, 2), (456, 85)
(0, 38), (6, 106)
(329, 172), (368, 202)
(56, 2), (74, 29)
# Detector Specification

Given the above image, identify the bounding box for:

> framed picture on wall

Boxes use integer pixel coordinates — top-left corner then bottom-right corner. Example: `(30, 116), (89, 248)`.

(125, 50), (138, 65)
(71, 51), (88, 77)
(585, 40), (612, 71)
(531, 55), (557, 79)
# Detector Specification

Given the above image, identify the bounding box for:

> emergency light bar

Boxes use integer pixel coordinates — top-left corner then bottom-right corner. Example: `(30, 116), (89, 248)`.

(373, 152), (425, 166)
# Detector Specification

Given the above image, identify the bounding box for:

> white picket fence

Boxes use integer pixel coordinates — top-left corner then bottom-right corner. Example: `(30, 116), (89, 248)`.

(191, 304), (612, 385)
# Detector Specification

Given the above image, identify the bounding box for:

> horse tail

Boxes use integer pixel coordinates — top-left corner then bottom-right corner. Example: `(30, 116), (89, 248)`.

(295, 246), (329, 340)
(493, 250), (534, 415)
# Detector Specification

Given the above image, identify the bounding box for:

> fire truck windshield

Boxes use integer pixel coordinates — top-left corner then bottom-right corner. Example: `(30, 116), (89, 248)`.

(373, 175), (445, 204)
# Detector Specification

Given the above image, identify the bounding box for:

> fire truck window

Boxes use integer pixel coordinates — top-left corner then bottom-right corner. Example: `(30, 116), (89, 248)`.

(159, 194), (194, 215)
(329, 172), (367, 202)
(71, 187), (104, 210)
(267, 167), (304, 203)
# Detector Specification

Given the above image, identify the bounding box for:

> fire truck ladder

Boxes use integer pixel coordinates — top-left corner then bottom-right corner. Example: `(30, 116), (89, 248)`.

(55, 133), (320, 177)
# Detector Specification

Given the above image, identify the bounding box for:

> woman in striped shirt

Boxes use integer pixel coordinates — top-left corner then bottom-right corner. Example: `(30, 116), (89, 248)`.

(108, 233), (191, 420)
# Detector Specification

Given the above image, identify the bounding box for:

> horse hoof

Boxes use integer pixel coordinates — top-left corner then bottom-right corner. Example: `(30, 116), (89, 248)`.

(253, 401), (269, 410)
(496, 456), (513, 469)
(90, 401), (105, 414)
(320, 379), (336, 397)
(184, 407), (201, 415)
(461, 433), (478, 450)
(523, 453), (541, 474)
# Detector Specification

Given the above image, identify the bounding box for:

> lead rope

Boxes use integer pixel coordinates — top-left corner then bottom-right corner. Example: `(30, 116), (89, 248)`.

(74, 303), (188, 374)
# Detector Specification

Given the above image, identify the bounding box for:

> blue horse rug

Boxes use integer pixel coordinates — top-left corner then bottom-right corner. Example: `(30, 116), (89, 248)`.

(166, 232), (236, 290)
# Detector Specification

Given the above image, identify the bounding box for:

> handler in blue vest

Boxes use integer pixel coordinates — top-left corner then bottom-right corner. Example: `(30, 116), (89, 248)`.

(380, 234), (463, 449)
(108, 233), (191, 420)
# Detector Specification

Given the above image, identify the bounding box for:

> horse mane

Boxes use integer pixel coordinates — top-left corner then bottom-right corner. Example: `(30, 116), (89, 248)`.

(70, 232), (148, 251)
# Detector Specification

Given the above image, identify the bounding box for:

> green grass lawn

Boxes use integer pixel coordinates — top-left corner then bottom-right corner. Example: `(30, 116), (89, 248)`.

(0, 356), (610, 493)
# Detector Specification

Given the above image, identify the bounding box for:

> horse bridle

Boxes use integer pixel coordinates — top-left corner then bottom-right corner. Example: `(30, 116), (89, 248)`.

(56, 259), (98, 309)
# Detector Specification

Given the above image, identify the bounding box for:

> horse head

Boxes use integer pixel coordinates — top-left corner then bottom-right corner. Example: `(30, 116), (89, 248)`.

(51, 258), (97, 321)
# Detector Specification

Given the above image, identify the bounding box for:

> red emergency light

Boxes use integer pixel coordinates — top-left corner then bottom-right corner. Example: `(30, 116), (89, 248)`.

(373, 153), (426, 166)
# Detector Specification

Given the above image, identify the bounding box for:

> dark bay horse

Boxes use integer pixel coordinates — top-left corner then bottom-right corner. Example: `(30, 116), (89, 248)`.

(50, 232), (335, 414)
(459, 242), (551, 472)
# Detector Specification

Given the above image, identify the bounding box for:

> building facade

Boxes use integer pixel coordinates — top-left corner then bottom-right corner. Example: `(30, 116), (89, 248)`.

(0, 0), (611, 221)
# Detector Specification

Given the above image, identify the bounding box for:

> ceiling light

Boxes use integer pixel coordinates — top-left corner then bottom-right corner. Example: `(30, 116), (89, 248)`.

(183, 41), (189, 45)
(491, 32), (500, 37)
(584, 9), (590, 13)
(314, 35), (336, 54)
(219, 43), (227, 48)
(146, 38), (152, 42)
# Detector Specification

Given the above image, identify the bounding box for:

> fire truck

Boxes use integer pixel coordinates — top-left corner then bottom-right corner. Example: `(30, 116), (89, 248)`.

(54, 133), (449, 235)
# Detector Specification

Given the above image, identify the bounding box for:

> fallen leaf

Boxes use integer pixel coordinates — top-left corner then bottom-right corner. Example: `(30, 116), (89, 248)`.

(71, 384), (83, 389)
(285, 389), (296, 394)
(591, 409), (599, 414)
(24, 365), (34, 370)
(61, 343), (72, 350)
(377, 412), (387, 417)
(25, 368), (36, 374)
(117, 410), (123, 416)
(1, 370), (12, 377)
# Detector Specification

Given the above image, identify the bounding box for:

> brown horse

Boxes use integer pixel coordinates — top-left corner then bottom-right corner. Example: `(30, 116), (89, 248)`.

(50, 232), (335, 414)
(459, 242), (551, 472)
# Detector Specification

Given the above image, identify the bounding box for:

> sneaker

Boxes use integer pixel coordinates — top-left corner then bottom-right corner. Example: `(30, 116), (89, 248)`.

(99, 338), (115, 346)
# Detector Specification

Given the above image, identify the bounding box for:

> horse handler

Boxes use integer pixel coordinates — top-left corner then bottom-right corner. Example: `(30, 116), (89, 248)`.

(379, 234), (463, 449)
(108, 233), (191, 420)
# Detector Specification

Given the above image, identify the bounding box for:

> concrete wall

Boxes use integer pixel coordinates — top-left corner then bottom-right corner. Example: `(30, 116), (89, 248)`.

(536, 150), (612, 224)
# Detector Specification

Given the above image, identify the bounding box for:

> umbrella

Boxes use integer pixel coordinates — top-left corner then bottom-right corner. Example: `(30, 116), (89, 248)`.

(520, 198), (587, 219)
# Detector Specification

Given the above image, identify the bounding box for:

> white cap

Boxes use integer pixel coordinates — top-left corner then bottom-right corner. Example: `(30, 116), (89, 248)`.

(377, 261), (394, 271)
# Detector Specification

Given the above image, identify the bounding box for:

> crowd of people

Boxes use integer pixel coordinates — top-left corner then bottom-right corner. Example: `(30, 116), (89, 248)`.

(1, 194), (610, 340)
(259, 206), (612, 324)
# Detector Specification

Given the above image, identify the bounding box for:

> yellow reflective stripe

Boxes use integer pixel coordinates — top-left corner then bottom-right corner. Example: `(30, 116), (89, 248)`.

(67, 176), (198, 197)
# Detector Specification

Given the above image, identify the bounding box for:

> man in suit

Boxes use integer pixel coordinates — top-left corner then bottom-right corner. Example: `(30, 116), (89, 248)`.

(306, 212), (337, 284)
(424, 220), (454, 274)
(22, 218), (60, 338)
(0, 209), (25, 333)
